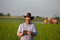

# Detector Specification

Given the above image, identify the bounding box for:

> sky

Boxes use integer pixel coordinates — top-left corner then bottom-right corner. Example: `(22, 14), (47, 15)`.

(0, 0), (60, 17)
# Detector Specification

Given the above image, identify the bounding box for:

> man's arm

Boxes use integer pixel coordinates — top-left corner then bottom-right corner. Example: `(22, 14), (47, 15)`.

(32, 24), (37, 37)
(17, 24), (23, 37)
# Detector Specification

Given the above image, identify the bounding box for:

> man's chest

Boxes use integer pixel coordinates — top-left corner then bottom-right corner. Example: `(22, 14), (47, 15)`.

(22, 24), (33, 31)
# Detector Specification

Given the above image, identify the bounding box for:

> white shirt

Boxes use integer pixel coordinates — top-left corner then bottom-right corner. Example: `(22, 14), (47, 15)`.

(17, 22), (37, 40)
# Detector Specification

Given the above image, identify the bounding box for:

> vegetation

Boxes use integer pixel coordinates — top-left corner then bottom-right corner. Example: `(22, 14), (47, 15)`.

(0, 13), (10, 16)
(0, 18), (60, 40)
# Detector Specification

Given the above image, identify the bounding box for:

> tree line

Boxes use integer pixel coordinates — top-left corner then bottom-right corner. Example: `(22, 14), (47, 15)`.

(0, 13), (10, 16)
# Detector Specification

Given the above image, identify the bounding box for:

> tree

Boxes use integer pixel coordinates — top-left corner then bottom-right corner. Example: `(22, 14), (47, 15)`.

(36, 16), (40, 18)
(6, 13), (10, 16)
(0, 13), (4, 16)
(55, 16), (60, 19)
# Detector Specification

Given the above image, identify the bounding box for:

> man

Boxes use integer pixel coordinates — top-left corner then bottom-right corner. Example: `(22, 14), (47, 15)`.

(17, 12), (37, 40)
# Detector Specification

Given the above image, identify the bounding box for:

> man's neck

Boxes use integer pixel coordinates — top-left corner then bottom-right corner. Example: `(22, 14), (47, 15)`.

(25, 22), (31, 25)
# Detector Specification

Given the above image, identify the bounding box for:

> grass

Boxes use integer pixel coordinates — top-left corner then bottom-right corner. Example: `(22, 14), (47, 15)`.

(0, 18), (60, 40)
(35, 24), (60, 40)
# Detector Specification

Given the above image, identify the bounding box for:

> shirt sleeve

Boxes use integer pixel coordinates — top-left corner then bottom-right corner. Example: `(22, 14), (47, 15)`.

(17, 24), (22, 34)
(32, 24), (37, 35)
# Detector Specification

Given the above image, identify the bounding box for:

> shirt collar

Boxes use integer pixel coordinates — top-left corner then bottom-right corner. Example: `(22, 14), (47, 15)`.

(24, 22), (32, 25)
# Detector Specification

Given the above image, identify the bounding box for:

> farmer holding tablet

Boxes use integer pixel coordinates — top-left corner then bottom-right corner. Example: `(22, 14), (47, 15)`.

(17, 12), (37, 40)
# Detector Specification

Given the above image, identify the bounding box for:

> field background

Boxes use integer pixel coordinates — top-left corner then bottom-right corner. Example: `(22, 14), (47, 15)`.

(0, 17), (60, 40)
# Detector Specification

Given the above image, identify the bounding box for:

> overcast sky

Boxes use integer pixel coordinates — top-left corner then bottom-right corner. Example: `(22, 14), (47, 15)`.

(0, 0), (60, 17)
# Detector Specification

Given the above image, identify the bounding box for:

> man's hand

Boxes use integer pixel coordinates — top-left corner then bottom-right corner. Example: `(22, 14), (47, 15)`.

(27, 31), (32, 35)
(17, 32), (23, 37)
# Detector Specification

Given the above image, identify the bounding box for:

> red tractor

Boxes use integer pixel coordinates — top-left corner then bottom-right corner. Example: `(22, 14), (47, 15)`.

(49, 18), (58, 24)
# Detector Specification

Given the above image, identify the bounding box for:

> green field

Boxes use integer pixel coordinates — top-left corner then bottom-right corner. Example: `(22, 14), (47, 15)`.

(0, 18), (60, 40)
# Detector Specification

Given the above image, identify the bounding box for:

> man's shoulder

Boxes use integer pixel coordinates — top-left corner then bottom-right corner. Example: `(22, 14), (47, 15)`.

(31, 23), (36, 27)
(19, 22), (35, 26)
(19, 23), (25, 26)
(31, 22), (35, 25)
(20, 23), (25, 25)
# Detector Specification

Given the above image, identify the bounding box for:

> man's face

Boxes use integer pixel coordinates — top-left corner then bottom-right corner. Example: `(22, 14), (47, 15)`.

(25, 17), (31, 24)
